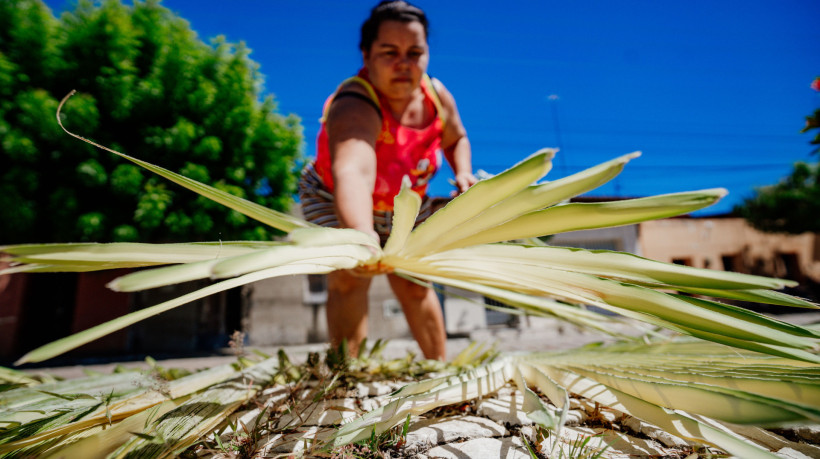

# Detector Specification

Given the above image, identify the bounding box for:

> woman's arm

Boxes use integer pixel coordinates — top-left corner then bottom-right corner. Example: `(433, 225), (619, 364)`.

(433, 78), (477, 194)
(325, 89), (383, 241)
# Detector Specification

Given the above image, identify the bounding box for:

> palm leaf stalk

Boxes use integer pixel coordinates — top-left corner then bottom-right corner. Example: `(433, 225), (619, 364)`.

(1, 91), (817, 367)
(328, 338), (820, 458)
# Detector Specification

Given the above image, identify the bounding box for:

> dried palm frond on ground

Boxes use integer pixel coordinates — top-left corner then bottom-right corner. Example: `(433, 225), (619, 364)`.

(0, 342), (487, 458)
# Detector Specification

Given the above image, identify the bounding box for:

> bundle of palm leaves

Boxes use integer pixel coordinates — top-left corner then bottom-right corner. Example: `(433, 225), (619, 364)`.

(1, 92), (818, 457)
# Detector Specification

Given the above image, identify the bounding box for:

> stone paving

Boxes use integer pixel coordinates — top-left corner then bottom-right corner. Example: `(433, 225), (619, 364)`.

(24, 313), (820, 458)
(206, 378), (820, 459)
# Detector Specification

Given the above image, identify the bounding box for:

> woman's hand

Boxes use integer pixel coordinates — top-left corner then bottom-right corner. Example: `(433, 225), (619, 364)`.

(350, 228), (392, 277)
(432, 79), (475, 197)
(452, 171), (478, 195)
(352, 261), (394, 277)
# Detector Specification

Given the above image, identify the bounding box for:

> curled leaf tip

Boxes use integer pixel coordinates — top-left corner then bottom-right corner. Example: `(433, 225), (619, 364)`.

(532, 148), (558, 164)
(400, 175), (412, 189)
(56, 90), (77, 126)
(697, 188), (729, 199)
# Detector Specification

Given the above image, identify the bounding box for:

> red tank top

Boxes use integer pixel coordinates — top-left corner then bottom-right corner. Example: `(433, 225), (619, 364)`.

(314, 69), (445, 211)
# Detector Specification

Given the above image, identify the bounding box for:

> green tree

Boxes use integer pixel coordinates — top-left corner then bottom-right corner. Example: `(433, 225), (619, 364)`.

(0, 0), (303, 244)
(735, 77), (820, 234)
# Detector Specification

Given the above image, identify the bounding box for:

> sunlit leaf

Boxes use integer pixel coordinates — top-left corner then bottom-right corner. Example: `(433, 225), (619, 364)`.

(436, 189), (727, 251)
(383, 176), (422, 256)
(407, 152), (640, 255)
(400, 149), (554, 257)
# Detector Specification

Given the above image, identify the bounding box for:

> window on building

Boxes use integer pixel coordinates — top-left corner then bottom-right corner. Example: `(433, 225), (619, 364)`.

(721, 254), (746, 273)
(776, 252), (803, 282)
(302, 274), (327, 305)
(672, 258), (692, 266)
(814, 235), (820, 262)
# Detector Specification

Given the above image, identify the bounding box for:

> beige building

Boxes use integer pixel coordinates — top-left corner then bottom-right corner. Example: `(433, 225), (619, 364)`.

(639, 217), (820, 284)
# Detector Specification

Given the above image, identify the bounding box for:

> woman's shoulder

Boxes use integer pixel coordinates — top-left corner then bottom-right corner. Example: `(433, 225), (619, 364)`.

(337, 76), (379, 102)
(337, 77), (382, 111)
(428, 77), (459, 120)
(321, 76), (382, 124)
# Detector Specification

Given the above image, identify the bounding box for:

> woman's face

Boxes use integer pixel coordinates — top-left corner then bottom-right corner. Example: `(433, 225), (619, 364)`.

(363, 20), (429, 101)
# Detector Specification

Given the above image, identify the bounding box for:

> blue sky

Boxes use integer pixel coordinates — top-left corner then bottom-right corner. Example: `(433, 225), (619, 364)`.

(44, 0), (820, 215)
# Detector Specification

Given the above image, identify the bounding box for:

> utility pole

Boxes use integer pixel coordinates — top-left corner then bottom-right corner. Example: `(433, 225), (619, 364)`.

(548, 94), (567, 176)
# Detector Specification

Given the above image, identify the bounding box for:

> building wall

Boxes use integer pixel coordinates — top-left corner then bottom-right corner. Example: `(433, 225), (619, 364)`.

(245, 275), (316, 346)
(639, 217), (820, 282)
(549, 225), (641, 254)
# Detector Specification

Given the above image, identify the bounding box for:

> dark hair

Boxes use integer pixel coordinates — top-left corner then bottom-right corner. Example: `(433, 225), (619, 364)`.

(359, 1), (429, 52)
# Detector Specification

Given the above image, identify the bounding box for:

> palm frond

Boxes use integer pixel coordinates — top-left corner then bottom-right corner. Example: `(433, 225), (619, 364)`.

(1, 92), (819, 457)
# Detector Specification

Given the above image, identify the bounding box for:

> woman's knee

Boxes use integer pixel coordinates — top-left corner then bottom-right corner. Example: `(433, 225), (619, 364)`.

(388, 275), (431, 302)
(327, 270), (371, 296)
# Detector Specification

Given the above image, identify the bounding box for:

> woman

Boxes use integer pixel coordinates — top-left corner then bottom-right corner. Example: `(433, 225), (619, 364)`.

(299, 0), (476, 360)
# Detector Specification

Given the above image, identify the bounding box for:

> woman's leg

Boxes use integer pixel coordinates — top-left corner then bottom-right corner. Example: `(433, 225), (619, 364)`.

(326, 269), (372, 356)
(387, 274), (446, 360)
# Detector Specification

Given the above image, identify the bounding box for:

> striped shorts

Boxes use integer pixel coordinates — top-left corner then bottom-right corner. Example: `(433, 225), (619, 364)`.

(298, 163), (434, 246)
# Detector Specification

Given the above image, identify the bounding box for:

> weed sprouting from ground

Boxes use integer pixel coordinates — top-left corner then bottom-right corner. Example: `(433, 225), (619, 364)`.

(330, 414), (412, 459)
(534, 427), (611, 459)
(229, 330), (247, 358)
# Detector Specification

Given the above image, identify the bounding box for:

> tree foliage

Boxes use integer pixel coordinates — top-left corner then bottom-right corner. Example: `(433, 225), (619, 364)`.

(0, 0), (303, 243)
(736, 161), (820, 234)
(736, 77), (820, 234)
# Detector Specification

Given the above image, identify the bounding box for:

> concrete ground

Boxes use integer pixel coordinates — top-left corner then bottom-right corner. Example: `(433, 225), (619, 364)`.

(28, 311), (820, 380)
(22, 313), (647, 380)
